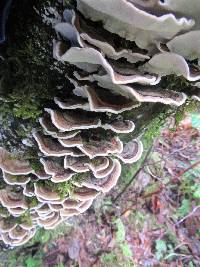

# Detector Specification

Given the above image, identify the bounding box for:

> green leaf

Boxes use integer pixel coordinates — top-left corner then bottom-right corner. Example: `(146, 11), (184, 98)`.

(115, 218), (126, 242)
(193, 185), (200, 198)
(191, 113), (200, 130)
(164, 252), (177, 260)
(176, 199), (191, 219)
(156, 239), (167, 252)
(25, 257), (41, 267)
(155, 239), (167, 260)
(189, 261), (195, 267)
(32, 228), (51, 244)
(120, 243), (132, 258)
(41, 231), (51, 243)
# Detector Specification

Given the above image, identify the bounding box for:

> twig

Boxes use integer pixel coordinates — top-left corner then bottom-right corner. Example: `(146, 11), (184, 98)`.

(164, 252), (193, 260)
(143, 144), (190, 167)
(174, 242), (189, 251)
(113, 144), (153, 203)
(176, 160), (200, 178)
(175, 205), (200, 226)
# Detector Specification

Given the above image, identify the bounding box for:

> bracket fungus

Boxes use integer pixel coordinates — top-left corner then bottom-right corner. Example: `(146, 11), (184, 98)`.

(76, 0), (194, 50)
(1, 0), (200, 247)
(0, 148), (32, 175)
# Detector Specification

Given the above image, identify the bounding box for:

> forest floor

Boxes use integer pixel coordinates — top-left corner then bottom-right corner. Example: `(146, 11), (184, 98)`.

(1, 112), (200, 267)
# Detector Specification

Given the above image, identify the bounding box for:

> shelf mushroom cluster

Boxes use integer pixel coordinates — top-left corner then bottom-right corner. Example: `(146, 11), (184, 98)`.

(1, 0), (200, 247)
(0, 107), (143, 246)
(53, 0), (200, 104)
(0, 87), (143, 246)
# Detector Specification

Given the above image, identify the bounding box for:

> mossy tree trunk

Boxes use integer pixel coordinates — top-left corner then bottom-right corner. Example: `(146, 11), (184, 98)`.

(0, 0), (197, 161)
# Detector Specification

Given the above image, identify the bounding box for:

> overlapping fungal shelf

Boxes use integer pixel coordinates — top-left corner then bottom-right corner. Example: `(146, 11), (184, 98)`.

(0, 0), (200, 246)
(0, 83), (142, 247)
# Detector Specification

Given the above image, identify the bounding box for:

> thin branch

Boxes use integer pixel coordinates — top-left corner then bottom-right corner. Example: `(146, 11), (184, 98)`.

(175, 205), (200, 226)
(143, 144), (190, 167)
(113, 144), (153, 203)
(176, 160), (200, 178)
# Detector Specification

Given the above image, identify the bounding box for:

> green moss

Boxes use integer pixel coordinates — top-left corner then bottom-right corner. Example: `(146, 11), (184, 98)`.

(26, 197), (39, 209)
(37, 171), (90, 199)
(23, 148), (43, 172)
(0, 0), (73, 151)
(164, 75), (191, 91)
(91, 158), (104, 166)
(9, 175), (23, 182)
(30, 160), (43, 172)
(142, 112), (167, 143)
(174, 98), (200, 124)
(15, 126), (32, 139)
(7, 154), (19, 160)
(55, 171), (91, 199)
(12, 94), (42, 120)
(72, 172), (89, 183)
(38, 180), (75, 199)
(0, 102), (12, 127)
(16, 211), (33, 227)
(55, 181), (76, 199)
(161, 75), (200, 124)
(0, 206), (10, 218)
